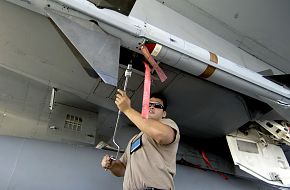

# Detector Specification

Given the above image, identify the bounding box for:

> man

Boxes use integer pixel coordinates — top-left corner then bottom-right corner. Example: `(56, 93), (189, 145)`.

(101, 89), (180, 190)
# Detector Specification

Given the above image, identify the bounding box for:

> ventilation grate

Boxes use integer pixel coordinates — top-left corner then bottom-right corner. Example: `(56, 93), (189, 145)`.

(64, 114), (83, 132)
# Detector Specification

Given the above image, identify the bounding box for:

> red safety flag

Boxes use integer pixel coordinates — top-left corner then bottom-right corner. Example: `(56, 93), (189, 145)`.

(140, 45), (167, 82)
(141, 61), (151, 119)
(201, 150), (229, 180)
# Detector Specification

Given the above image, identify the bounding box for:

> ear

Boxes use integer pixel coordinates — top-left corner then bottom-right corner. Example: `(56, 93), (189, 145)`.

(162, 111), (167, 118)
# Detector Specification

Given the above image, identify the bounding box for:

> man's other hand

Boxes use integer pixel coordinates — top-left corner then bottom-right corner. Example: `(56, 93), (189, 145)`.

(101, 154), (113, 170)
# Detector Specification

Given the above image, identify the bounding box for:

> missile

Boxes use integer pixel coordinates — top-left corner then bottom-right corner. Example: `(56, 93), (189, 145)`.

(143, 43), (290, 106)
(54, 0), (290, 106)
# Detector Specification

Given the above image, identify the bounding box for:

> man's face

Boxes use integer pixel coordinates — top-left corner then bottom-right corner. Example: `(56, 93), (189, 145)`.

(148, 97), (166, 120)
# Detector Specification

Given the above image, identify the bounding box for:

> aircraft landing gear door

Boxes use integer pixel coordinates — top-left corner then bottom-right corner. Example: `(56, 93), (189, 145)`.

(226, 133), (290, 188)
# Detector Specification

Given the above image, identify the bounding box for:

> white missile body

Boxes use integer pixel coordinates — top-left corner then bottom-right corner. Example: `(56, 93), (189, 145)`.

(6, 0), (290, 113)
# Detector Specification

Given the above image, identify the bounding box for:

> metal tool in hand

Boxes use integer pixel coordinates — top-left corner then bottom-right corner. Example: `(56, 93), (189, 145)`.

(111, 64), (132, 160)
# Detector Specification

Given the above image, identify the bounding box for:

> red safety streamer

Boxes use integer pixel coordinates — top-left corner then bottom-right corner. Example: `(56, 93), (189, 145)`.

(201, 150), (229, 180)
(140, 45), (167, 82)
(141, 61), (151, 119)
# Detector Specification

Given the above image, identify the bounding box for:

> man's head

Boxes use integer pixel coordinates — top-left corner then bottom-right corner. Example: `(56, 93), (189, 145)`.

(149, 92), (167, 120)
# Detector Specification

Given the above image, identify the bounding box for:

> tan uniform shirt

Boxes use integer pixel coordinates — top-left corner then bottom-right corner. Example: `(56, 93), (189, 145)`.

(120, 118), (180, 190)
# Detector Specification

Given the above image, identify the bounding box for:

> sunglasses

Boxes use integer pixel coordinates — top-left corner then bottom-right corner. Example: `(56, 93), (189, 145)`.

(149, 102), (164, 109)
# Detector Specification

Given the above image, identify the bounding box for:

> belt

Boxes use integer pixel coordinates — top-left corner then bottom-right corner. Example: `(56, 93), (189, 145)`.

(143, 188), (165, 190)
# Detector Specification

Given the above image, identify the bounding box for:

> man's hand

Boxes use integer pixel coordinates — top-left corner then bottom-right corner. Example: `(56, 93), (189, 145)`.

(115, 89), (131, 112)
(101, 154), (113, 170)
(101, 154), (126, 177)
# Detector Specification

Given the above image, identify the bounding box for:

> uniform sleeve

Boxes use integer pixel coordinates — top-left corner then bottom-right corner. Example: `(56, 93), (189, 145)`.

(161, 118), (180, 144)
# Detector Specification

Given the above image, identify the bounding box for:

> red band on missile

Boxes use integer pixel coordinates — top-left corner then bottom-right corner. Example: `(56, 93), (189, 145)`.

(145, 43), (162, 57)
(140, 45), (167, 82)
(144, 43), (156, 54)
(141, 61), (151, 119)
(199, 52), (218, 79)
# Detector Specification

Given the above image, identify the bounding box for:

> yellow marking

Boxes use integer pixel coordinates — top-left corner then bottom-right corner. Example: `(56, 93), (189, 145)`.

(199, 52), (218, 79)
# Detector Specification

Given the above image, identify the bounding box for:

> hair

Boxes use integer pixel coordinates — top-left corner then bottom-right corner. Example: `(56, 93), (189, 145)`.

(150, 92), (168, 111)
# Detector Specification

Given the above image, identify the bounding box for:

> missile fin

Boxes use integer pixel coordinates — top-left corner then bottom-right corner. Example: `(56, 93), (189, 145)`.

(46, 9), (120, 86)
